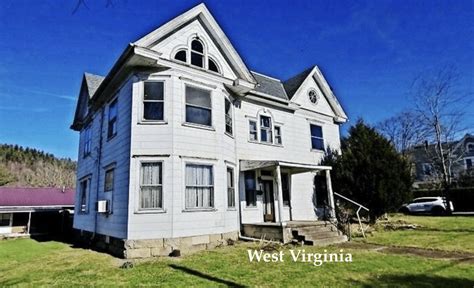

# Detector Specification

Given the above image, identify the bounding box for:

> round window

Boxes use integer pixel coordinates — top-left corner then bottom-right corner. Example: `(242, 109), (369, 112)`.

(308, 89), (319, 105)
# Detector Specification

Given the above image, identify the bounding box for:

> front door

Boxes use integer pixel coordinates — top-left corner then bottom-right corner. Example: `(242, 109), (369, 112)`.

(262, 180), (275, 222)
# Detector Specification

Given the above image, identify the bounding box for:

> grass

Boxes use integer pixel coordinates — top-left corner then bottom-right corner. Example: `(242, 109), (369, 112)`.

(0, 215), (473, 287)
(359, 214), (474, 253)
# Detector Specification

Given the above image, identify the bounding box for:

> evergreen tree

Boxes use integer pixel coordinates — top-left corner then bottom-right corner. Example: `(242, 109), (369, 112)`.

(323, 120), (412, 221)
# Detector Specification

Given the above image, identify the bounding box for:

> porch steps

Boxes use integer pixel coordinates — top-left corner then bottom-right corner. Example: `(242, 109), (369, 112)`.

(290, 221), (347, 246)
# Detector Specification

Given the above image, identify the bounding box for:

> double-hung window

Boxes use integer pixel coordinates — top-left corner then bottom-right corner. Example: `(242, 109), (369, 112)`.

(83, 125), (92, 157)
(275, 126), (282, 145)
(104, 168), (114, 192)
(225, 98), (233, 135)
(185, 164), (214, 209)
(108, 99), (118, 139)
(79, 178), (90, 213)
(310, 124), (324, 150)
(185, 86), (212, 126)
(260, 115), (273, 143)
(190, 40), (204, 68)
(139, 162), (163, 210)
(244, 171), (257, 207)
(0, 214), (11, 227)
(281, 173), (290, 206)
(227, 167), (235, 208)
(249, 120), (257, 141)
(143, 81), (164, 121)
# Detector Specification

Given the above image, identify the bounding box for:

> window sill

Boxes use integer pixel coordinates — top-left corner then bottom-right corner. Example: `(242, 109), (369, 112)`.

(182, 122), (215, 131)
(107, 134), (117, 142)
(134, 209), (167, 214)
(227, 208), (237, 211)
(182, 208), (217, 212)
(310, 149), (324, 153)
(225, 132), (234, 139)
(243, 207), (259, 210)
(138, 120), (168, 125)
(248, 140), (284, 148)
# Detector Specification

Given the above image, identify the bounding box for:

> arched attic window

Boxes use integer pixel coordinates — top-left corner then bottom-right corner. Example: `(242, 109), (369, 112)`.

(174, 50), (187, 62)
(208, 58), (220, 73)
(190, 39), (204, 68)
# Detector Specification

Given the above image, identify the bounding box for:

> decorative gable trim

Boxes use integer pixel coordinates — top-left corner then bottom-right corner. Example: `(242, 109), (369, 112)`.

(133, 3), (255, 85)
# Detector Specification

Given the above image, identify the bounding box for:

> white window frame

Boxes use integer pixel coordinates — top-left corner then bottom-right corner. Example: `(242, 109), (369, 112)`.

(249, 119), (258, 141)
(190, 39), (205, 68)
(309, 123), (324, 151)
(274, 125), (282, 145)
(137, 160), (164, 212)
(226, 166), (236, 209)
(259, 115), (273, 144)
(224, 97), (233, 136)
(183, 162), (215, 211)
(183, 84), (214, 129)
(141, 80), (166, 123)
(0, 213), (12, 228)
(467, 143), (474, 153)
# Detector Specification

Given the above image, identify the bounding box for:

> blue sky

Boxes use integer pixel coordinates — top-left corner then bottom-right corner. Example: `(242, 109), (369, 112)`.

(0, 0), (472, 159)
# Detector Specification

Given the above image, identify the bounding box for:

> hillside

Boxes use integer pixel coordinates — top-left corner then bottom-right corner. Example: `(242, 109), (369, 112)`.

(0, 144), (76, 188)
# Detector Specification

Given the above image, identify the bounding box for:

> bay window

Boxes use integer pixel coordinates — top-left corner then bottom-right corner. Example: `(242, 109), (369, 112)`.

(185, 164), (214, 209)
(225, 98), (233, 135)
(185, 86), (212, 126)
(139, 162), (163, 210)
(143, 81), (164, 121)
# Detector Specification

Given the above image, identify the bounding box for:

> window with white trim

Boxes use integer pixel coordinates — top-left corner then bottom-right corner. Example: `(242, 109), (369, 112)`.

(79, 178), (90, 213)
(310, 124), (324, 150)
(83, 125), (92, 157)
(260, 115), (273, 143)
(172, 37), (221, 74)
(467, 143), (474, 153)
(227, 167), (235, 208)
(225, 98), (233, 135)
(139, 162), (163, 210)
(0, 213), (11, 227)
(185, 164), (214, 209)
(249, 120), (257, 141)
(282, 173), (290, 206)
(185, 86), (212, 126)
(275, 126), (282, 145)
(143, 81), (164, 121)
(191, 39), (204, 68)
(245, 171), (257, 207)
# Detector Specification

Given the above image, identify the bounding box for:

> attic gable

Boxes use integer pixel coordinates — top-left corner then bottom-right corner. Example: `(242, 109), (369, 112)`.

(133, 3), (255, 84)
(284, 66), (348, 123)
(71, 73), (105, 131)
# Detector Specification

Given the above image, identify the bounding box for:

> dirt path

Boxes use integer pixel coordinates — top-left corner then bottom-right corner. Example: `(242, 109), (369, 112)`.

(340, 242), (474, 263)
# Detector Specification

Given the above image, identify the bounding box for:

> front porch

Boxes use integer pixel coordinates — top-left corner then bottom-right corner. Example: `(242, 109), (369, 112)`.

(239, 160), (337, 225)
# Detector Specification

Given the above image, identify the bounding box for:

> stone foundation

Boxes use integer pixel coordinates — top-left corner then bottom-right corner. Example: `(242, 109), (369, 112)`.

(74, 229), (239, 259)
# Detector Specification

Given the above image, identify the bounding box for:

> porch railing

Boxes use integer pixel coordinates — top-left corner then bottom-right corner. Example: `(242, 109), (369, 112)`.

(334, 192), (370, 238)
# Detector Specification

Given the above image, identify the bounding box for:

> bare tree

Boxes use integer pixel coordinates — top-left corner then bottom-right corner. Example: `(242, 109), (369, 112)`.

(377, 111), (425, 155)
(411, 66), (469, 213)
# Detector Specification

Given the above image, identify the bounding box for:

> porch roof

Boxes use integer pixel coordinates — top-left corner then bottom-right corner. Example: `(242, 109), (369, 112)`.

(239, 160), (331, 172)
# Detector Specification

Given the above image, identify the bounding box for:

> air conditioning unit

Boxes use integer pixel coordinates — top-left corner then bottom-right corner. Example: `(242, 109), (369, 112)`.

(97, 200), (110, 213)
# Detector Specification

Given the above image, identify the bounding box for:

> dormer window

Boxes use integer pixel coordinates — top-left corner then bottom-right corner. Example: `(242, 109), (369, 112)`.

(191, 39), (204, 68)
(172, 37), (221, 74)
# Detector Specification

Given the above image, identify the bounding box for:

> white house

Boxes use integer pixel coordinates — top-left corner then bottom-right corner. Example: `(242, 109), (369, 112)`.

(71, 3), (348, 258)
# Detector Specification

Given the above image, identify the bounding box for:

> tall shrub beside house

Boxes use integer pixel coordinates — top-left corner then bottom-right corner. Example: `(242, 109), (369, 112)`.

(324, 120), (412, 221)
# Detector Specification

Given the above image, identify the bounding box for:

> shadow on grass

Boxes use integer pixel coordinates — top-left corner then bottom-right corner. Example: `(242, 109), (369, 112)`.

(360, 274), (474, 288)
(169, 264), (246, 287)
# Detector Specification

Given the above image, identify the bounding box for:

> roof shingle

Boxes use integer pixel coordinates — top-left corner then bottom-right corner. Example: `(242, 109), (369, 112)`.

(0, 187), (75, 207)
(250, 71), (288, 100)
(84, 73), (105, 98)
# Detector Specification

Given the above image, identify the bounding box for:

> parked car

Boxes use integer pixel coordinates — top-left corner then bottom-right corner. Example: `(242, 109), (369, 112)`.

(399, 197), (454, 215)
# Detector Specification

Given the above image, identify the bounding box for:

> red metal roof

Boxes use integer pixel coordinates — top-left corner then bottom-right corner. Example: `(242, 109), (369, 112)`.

(0, 187), (75, 207)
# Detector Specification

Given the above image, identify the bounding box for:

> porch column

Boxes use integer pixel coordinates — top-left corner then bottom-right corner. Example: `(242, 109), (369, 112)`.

(275, 165), (285, 223)
(27, 211), (31, 234)
(325, 170), (336, 220)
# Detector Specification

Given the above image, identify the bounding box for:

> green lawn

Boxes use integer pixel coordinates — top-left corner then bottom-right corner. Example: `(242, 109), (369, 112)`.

(1, 215), (473, 287)
(360, 214), (474, 253)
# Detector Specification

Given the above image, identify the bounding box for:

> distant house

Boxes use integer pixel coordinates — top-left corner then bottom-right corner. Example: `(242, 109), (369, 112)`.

(70, 4), (348, 258)
(0, 187), (74, 237)
(409, 134), (474, 188)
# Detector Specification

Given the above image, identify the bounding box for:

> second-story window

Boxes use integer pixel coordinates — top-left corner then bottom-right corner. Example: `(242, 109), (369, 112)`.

(185, 86), (212, 126)
(249, 120), (257, 141)
(143, 81), (164, 121)
(225, 98), (233, 135)
(260, 115), (273, 143)
(275, 126), (282, 145)
(83, 125), (92, 157)
(310, 124), (324, 150)
(79, 177), (90, 213)
(108, 99), (118, 139)
(104, 168), (115, 192)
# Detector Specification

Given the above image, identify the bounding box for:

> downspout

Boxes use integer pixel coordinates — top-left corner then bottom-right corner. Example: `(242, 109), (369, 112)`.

(93, 107), (105, 238)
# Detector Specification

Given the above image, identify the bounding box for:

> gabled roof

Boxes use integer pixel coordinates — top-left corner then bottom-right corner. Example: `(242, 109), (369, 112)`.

(283, 67), (313, 99)
(251, 71), (288, 100)
(84, 73), (105, 98)
(134, 3), (256, 85)
(0, 187), (75, 207)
